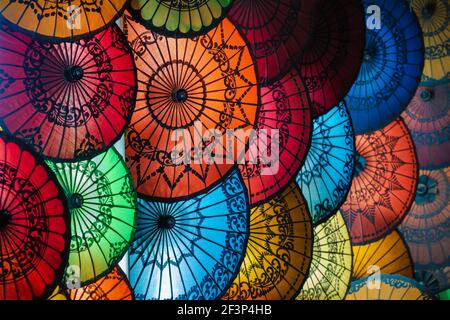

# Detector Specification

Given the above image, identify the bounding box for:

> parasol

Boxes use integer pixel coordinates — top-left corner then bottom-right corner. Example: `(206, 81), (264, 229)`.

(123, 14), (259, 200)
(68, 266), (134, 300)
(223, 182), (312, 300)
(296, 0), (365, 117)
(411, 0), (449, 83)
(0, 0), (127, 40)
(296, 102), (355, 225)
(228, 0), (315, 84)
(352, 230), (414, 280)
(296, 212), (352, 300)
(402, 81), (449, 169)
(399, 167), (449, 293)
(341, 117), (418, 245)
(46, 147), (137, 285)
(346, 274), (434, 300)
(129, 0), (233, 36)
(239, 68), (312, 205)
(47, 286), (68, 300)
(344, 0), (424, 134)
(129, 169), (249, 300)
(439, 289), (450, 300)
(0, 22), (137, 162)
(0, 133), (69, 300)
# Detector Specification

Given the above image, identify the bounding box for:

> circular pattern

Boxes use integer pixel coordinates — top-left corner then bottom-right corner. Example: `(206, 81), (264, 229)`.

(341, 118), (418, 244)
(46, 147), (137, 285)
(223, 182), (312, 300)
(0, 23), (137, 161)
(0, 133), (69, 300)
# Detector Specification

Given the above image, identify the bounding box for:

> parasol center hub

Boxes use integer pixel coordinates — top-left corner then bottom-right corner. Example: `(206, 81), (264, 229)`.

(416, 174), (438, 204)
(363, 47), (376, 62)
(0, 210), (11, 230)
(64, 66), (84, 82)
(158, 215), (176, 230)
(70, 193), (84, 209)
(172, 89), (188, 103)
(354, 153), (366, 177)
(420, 89), (433, 102)
(422, 3), (436, 19)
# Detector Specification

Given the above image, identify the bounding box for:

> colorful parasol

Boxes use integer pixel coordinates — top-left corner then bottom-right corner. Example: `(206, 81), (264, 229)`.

(0, 133), (69, 300)
(346, 274), (434, 300)
(239, 68), (312, 205)
(341, 118), (418, 245)
(0, 23), (136, 162)
(411, 0), (449, 83)
(68, 266), (134, 300)
(402, 81), (449, 169)
(296, 0), (365, 117)
(228, 0), (315, 83)
(129, 0), (233, 36)
(296, 212), (352, 300)
(123, 14), (258, 200)
(439, 289), (450, 300)
(344, 0), (424, 134)
(47, 286), (68, 300)
(129, 170), (249, 300)
(0, 0), (128, 40)
(223, 182), (312, 300)
(46, 147), (137, 285)
(296, 102), (355, 225)
(399, 167), (449, 293)
(352, 230), (414, 280)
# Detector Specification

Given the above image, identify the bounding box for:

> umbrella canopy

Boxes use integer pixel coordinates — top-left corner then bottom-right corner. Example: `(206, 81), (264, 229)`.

(399, 167), (449, 294)
(129, 170), (249, 300)
(46, 147), (137, 285)
(402, 81), (449, 169)
(228, 0), (315, 83)
(439, 289), (450, 300)
(0, 0), (127, 40)
(0, 133), (69, 300)
(296, 102), (355, 225)
(68, 266), (134, 300)
(0, 23), (136, 162)
(345, 0), (424, 134)
(129, 0), (233, 36)
(296, 0), (365, 117)
(296, 212), (352, 300)
(123, 14), (259, 200)
(223, 182), (312, 300)
(352, 230), (414, 280)
(346, 274), (434, 300)
(239, 68), (312, 205)
(411, 0), (449, 82)
(47, 286), (68, 300)
(341, 118), (418, 245)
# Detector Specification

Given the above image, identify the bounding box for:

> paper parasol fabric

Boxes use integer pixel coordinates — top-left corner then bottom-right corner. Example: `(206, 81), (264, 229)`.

(346, 274), (434, 300)
(0, 133), (69, 300)
(228, 0), (315, 83)
(223, 182), (312, 300)
(296, 212), (352, 300)
(439, 289), (450, 300)
(0, 0), (127, 40)
(344, 0), (424, 134)
(296, 0), (365, 117)
(123, 14), (259, 200)
(399, 167), (449, 293)
(341, 118), (418, 245)
(46, 147), (137, 285)
(128, 0), (233, 36)
(296, 102), (355, 225)
(0, 23), (136, 162)
(239, 68), (312, 205)
(352, 230), (414, 280)
(402, 81), (449, 169)
(129, 170), (249, 300)
(411, 0), (449, 82)
(47, 286), (68, 300)
(68, 266), (134, 300)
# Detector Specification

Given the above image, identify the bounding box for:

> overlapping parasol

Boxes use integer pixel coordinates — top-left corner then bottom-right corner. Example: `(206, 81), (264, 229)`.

(345, 0), (424, 134)
(223, 182), (312, 300)
(0, 133), (69, 300)
(0, 22), (137, 161)
(46, 147), (137, 285)
(129, 170), (249, 300)
(296, 102), (355, 225)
